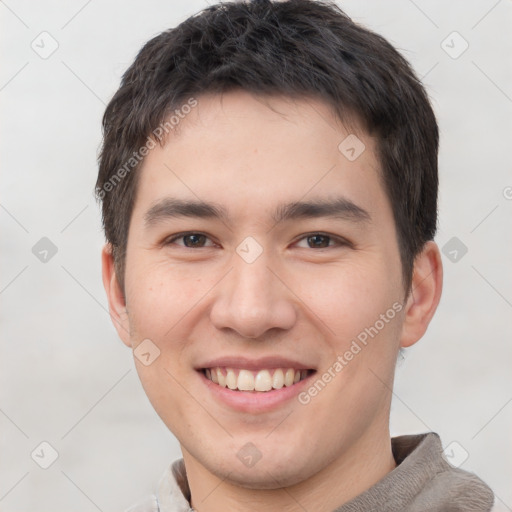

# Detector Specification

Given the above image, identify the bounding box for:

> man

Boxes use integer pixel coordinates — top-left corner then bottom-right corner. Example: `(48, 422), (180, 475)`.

(96, 0), (494, 510)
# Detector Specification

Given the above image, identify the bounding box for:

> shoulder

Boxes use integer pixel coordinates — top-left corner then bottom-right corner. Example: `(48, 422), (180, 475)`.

(412, 467), (495, 512)
(392, 433), (495, 512)
(123, 459), (193, 512)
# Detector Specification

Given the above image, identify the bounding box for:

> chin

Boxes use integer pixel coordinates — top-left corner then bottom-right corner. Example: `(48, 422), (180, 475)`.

(202, 444), (315, 489)
(219, 463), (310, 490)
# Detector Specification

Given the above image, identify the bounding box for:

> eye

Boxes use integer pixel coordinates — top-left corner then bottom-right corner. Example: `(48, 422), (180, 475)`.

(164, 232), (216, 248)
(295, 233), (348, 249)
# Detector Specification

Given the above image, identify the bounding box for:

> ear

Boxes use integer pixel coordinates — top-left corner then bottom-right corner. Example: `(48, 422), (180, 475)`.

(399, 241), (443, 348)
(101, 243), (132, 348)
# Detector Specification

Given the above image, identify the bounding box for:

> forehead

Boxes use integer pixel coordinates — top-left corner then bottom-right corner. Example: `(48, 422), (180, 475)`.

(132, 91), (388, 225)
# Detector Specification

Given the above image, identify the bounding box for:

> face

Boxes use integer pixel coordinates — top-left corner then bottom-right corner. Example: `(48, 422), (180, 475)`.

(103, 91), (434, 490)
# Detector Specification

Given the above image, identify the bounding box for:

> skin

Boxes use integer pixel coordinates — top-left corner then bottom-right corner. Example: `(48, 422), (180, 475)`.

(102, 90), (443, 512)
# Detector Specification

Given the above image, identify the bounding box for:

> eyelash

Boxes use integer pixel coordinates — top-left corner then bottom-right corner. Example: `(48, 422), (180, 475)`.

(162, 232), (351, 249)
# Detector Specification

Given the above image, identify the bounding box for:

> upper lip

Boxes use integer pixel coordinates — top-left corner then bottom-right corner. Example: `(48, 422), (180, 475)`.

(196, 356), (316, 371)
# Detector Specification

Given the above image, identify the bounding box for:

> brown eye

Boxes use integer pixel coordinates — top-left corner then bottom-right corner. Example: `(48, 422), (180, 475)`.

(164, 232), (215, 248)
(306, 234), (331, 248)
(294, 233), (350, 250)
(182, 234), (207, 247)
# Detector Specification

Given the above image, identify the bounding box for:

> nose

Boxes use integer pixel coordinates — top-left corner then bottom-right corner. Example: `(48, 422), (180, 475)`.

(209, 250), (297, 339)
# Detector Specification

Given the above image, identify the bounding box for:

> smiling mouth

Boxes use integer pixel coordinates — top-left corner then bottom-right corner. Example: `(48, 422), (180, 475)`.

(201, 367), (315, 392)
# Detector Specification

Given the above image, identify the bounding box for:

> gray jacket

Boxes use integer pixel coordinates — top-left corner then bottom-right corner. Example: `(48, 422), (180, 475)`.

(125, 432), (494, 512)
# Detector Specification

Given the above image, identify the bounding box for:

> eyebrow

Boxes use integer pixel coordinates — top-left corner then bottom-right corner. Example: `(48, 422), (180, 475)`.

(144, 199), (229, 227)
(143, 197), (371, 227)
(272, 198), (371, 224)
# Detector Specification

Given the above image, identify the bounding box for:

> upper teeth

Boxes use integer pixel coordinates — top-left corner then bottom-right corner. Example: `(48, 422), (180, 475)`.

(205, 367), (309, 392)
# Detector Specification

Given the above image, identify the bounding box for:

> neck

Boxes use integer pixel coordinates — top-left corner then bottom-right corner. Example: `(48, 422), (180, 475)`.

(182, 426), (396, 512)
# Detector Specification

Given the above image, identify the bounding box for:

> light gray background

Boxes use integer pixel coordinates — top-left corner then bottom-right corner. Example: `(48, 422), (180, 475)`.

(1, 0), (511, 510)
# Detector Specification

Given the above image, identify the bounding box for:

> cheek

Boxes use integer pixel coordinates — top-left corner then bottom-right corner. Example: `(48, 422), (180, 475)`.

(123, 261), (202, 427)
(124, 258), (206, 339)
(289, 259), (396, 344)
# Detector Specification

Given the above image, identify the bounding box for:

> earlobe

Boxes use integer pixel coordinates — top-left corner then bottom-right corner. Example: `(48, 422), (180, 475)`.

(399, 241), (443, 348)
(101, 244), (132, 348)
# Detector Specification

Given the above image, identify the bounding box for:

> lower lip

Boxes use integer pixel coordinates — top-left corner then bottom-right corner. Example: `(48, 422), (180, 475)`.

(198, 370), (316, 413)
